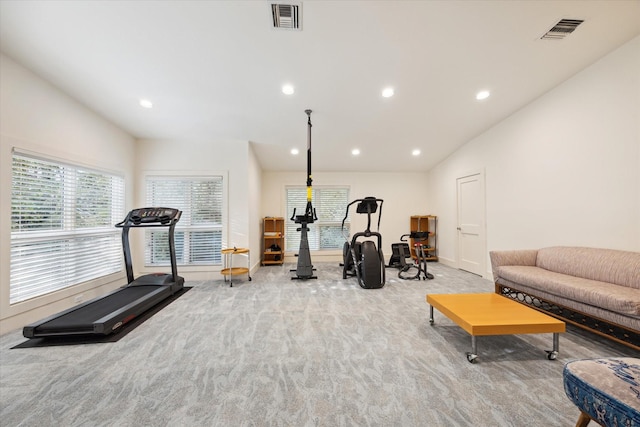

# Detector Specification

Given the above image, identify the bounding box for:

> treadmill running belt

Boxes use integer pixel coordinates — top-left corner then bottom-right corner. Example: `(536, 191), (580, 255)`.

(36, 286), (165, 332)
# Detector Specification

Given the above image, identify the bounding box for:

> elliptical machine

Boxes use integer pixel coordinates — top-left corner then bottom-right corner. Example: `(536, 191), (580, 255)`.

(341, 197), (386, 289)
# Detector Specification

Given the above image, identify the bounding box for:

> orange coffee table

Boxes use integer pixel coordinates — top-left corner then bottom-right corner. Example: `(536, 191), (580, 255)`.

(427, 293), (566, 363)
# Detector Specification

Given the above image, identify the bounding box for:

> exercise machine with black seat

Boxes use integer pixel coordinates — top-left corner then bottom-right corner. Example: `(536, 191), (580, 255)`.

(388, 231), (434, 280)
(340, 197), (386, 289)
(387, 240), (411, 269)
(23, 207), (185, 338)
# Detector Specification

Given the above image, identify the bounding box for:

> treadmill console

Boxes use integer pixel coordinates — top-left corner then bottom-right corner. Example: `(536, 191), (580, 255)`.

(117, 207), (181, 227)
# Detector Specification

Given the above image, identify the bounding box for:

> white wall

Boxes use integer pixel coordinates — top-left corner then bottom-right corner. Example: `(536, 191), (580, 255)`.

(0, 54), (136, 334)
(134, 138), (258, 279)
(248, 143), (263, 271)
(427, 35), (640, 277)
(261, 171), (430, 262)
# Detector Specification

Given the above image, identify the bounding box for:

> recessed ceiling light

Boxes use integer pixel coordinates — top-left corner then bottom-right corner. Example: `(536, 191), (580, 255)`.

(290, 148), (299, 155)
(282, 84), (295, 95)
(351, 148), (360, 156)
(382, 87), (394, 98)
(139, 99), (153, 108)
(476, 90), (490, 100)
(412, 149), (421, 156)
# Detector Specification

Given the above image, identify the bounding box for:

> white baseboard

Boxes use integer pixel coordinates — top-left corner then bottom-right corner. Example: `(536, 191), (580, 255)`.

(430, 256), (492, 282)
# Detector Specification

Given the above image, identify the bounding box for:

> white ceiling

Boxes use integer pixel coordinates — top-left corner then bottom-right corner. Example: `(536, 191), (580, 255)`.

(1, 1), (639, 172)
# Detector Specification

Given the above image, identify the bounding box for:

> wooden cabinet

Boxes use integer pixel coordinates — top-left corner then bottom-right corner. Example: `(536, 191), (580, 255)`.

(262, 217), (285, 265)
(410, 215), (437, 261)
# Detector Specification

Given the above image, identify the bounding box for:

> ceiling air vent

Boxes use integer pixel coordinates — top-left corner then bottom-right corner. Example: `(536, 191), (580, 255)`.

(271, 3), (301, 30)
(541, 18), (584, 40)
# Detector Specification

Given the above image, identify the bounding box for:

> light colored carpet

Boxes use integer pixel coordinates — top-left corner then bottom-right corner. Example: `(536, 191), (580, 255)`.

(0, 262), (634, 426)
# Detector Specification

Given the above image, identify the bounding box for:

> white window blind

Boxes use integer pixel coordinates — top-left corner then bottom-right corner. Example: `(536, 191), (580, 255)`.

(145, 176), (223, 266)
(285, 187), (350, 251)
(10, 152), (125, 304)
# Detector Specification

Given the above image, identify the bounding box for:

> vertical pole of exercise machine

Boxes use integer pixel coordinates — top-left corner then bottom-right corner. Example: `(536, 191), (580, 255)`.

(121, 224), (135, 284)
(305, 109), (313, 219)
(168, 213), (180, 283)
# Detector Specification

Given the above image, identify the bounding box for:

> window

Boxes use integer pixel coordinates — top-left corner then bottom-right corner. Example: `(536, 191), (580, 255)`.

(145, 176), (224, 266)
(285, 187), (350, 251)
(10, 152), (125, 304)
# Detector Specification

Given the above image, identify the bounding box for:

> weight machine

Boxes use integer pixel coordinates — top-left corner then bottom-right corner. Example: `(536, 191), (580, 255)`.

(290, 109), (317, 280)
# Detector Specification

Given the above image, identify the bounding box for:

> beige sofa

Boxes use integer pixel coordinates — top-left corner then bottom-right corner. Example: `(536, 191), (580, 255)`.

(490, 246), (640, 351)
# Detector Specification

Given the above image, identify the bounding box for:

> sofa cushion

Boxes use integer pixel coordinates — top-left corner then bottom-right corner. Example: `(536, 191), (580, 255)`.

(536, 247), (640, 289)
(496, 278), (640, 331)
(496, 265), (640, 316)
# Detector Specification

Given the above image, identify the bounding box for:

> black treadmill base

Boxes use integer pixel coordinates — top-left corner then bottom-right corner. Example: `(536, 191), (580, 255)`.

(23, 276), (184, 338)
(13, 287), (191, 349)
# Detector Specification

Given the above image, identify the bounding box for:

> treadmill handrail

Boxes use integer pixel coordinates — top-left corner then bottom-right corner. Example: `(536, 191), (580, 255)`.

(118, 208), (182, 284)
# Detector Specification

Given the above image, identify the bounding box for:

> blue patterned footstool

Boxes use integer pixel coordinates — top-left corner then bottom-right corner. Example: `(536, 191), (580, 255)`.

(563, 357), (640, 427)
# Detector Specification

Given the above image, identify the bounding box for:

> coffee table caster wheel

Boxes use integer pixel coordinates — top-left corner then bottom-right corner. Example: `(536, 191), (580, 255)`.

(429, 318), (434, 325)
(546, 350), (558, 360)
(466, 353), (478, 363)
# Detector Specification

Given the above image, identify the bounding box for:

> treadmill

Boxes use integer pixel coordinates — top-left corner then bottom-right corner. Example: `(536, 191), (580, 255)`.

(23, 207), (185, 338)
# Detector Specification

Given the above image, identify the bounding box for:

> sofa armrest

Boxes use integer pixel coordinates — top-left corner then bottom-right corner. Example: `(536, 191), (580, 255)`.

(489, 249), (538, 282)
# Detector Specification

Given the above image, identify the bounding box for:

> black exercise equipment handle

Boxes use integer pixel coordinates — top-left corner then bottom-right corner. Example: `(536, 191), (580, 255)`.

(115, 207), (181, 228)
(400, 231), (430, 241)
(116, 207), (182, 284)
(341, 197), (384, 233)
(290, 206), (318, 224)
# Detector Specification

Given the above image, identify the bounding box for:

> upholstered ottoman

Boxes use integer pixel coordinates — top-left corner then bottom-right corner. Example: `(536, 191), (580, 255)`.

(563, 358), (640, 427)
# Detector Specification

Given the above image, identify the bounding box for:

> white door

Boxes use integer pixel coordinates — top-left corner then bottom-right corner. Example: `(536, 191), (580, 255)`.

(457, 172), (486, 276)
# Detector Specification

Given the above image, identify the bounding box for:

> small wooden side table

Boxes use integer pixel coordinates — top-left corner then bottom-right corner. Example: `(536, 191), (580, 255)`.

(221, 247), (251, 287)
